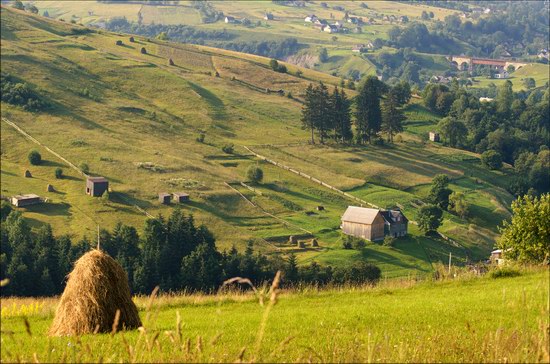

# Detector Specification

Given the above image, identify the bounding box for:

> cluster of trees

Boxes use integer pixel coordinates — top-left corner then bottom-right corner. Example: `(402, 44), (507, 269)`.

(301, 77), (411, 145)
(497, 193), (549, 264)
(1, 72), (49, 112)
(104, 17), (234, 44)
(385, 22), (460, 55)
(435, 2), (549, 59)
(417, 174), (470, 233)
(222, 38), (301, 60)
(423, 80), (549, 196)
(0, 206), (381, 297)
(103, 18), (302, 60)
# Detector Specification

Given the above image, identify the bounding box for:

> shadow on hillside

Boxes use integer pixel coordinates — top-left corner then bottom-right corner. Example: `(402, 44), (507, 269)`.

(24, 201), (71, 217)
(42, 160), (65, 168)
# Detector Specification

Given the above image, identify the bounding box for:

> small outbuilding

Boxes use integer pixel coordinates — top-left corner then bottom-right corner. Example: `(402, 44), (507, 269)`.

(11, 194), (42, 207)
(86, 176), (109, 197)
(173, 192), (190, 203)
(429, 131), (440, 142)
(159, 193), (171, 204)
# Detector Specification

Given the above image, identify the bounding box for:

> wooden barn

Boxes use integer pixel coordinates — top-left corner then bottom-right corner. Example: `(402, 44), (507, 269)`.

(341, 206), (386, 241)
(86, 177), (109, 197)
(159, 193), (171, 204)
(429, 131), (440, 142)
(173, 192), (189, 203)
(10, 194), (42, 207)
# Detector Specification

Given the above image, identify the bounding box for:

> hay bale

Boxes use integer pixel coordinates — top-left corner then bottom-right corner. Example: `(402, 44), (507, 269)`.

(46, 184), (54, 192)
(311, 238), (319, 247)
(140, 47), (147, 54)
(24, 170), (32, 178)
(49, 249), (141, 336)
(168, 58), (175, 66)
(129, 36), (135, 42)
(288, 235), (298, 244)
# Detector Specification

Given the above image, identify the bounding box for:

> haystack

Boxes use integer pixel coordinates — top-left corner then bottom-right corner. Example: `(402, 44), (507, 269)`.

(49, 249), (141, 336)
(24, 170), (32, 178)
(46, 184), (54, 192)
(311, 238), (319, 247)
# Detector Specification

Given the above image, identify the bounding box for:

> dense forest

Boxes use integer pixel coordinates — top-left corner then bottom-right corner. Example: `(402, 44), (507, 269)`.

(0, 205), (381, 297)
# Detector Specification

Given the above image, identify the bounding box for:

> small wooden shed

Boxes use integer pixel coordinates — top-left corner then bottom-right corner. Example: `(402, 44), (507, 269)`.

(11, 194), (41, 207)
(429, 131), (440, 142)
(173, 192), (189, 203)
(86, 177), (109, 197)
(159, 193), (171, 204)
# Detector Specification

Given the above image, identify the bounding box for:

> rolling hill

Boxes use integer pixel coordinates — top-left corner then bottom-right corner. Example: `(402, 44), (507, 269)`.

(1, 6), (516, 278)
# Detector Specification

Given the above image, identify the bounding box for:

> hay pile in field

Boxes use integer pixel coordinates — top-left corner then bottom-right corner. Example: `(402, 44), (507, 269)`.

(49, 249), (141, 336)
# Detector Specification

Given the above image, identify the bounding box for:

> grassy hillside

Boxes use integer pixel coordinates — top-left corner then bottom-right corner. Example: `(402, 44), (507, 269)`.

(1, 7), (516, 278)
(1, 269), (548, 362)
(470, 63), (550, 91)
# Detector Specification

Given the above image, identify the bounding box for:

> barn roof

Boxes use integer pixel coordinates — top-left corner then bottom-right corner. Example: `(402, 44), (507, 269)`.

(341, 206), (381, 224)
(12, 194), (40, 200)
(87, 176), (108, 183)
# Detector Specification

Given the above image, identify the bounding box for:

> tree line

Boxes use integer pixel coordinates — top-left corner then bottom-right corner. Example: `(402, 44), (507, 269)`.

(301, 77), (411, 145)
(0, 204), (381, 297)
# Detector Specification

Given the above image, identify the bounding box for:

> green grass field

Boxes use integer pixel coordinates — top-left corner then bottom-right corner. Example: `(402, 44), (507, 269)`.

(1, 269), (548, 363)
(0, 7), (517, 279)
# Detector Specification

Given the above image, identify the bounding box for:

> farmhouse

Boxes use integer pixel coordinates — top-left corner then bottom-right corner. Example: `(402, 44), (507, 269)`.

(304, 15), (318, 23)
(10, 194), (41, 207)
(352, 44), (365, 53)
(324, 24), (339, 33)
(173, 192), (190, 203)
(86, 176), (109, 197)
(429, 131), (440, 142)
(490, 249), (505, 265)
(537, 49), (548, 60)
(381, 210), (408, 237)
(494, 70), (509, 79)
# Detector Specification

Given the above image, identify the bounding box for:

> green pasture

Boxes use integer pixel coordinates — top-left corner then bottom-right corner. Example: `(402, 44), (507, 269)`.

(1, 270), (548, 363)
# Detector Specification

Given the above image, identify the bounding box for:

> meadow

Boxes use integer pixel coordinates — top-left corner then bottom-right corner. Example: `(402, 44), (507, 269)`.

(1, 268), (548, 363)
(0, 7), (518, 278)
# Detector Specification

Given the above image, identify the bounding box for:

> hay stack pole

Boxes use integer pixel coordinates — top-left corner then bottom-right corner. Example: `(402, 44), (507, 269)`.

(49, 249), (141, 336)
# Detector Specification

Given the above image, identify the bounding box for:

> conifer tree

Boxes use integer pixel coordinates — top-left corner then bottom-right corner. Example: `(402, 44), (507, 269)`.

(355, 76), (387, 144)
(381, 88), (406, 143)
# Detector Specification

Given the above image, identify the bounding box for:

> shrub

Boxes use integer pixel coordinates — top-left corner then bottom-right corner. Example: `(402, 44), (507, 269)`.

(481, 150), (502, 170)
(28, 150), (42, 165)
(79, 163), (90, 174)
(222, 143), (234, 154)
(246, 165), (263, 183)
(1, 72), (49, 111)
(140, 47), (147, 54)
(55, 168), (63, 179)
(383, 236), (396, 247)
(0, 200), (13, 221)
(269, 59), (279, 71)
(489, 267), (521, 279)
(116, 40), (123, 46)
(343, 235), (366, 250)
